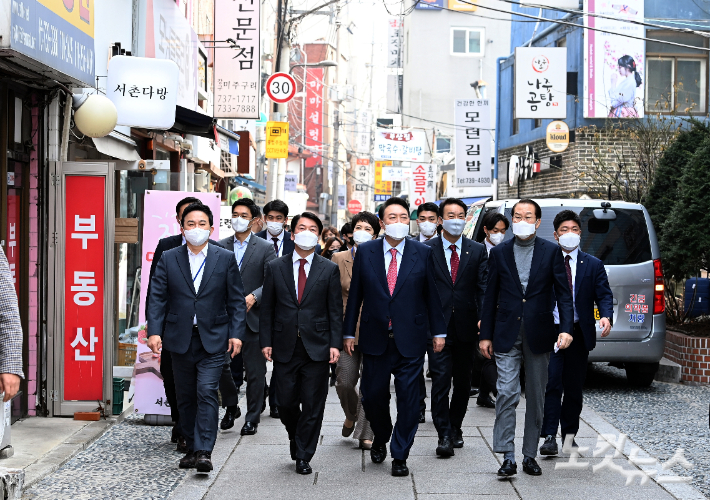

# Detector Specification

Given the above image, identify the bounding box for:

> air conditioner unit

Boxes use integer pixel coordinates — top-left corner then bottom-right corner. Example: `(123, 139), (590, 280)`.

(194, 172), (210, 192)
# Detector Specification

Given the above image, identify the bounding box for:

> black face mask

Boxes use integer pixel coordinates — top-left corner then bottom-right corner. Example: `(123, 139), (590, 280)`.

(324, 250), (335, 260)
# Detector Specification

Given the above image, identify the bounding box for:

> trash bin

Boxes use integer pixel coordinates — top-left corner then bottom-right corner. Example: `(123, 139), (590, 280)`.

(684, 278), (710, 318)
(112, 377), (125, 415)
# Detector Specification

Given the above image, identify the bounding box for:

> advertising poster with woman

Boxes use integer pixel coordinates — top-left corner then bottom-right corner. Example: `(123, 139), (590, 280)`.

(583, 0), (645, 118)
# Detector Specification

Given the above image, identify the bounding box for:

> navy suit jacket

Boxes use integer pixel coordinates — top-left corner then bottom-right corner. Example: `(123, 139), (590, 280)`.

(559, 249), (614, 351)
(147, 243), (247, 355)
(479, 236), (574, 355)
(344, 238), (446, 358)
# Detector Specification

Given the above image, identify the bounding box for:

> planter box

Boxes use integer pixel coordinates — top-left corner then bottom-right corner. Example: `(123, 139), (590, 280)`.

(665, 330), (710, 385)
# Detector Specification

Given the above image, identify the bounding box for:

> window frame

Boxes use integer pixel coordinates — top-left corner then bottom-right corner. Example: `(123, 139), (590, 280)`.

(450, 27), (485, 57)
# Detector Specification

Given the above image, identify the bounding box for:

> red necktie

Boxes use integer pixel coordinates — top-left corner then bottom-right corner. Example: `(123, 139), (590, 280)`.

(297, 258), (307, 303)
(386, 248), (398, 328)
(272, 237), (279, 255)
(450, 245), (460, 284)
(565, 255), (573, 293)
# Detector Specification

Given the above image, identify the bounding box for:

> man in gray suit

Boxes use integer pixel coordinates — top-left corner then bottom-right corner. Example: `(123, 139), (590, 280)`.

(219, 198), (277, 435)
(148, 203), (247, 473)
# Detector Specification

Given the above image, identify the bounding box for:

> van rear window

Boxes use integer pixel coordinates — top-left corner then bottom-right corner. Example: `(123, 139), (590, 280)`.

(503, 207), (653, 266)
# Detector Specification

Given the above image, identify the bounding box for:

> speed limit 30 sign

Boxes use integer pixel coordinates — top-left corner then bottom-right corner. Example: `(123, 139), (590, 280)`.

(266, 73), (297, 103)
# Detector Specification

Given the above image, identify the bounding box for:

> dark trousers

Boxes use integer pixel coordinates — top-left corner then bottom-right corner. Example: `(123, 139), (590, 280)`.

(171, 328), (225, 452)
(273, 337), (330, 462)
(219, 352), (240, 409)
(361, 338), (423, 460)
(541, 324), (589, 439)
(427, 324), (475, 438)
(230, 352), (244, 388)
(479, 357), (498, 398)
(241, 328), (267, 423)
(418, 368), (427, 412)
(160, 348), (180, 435)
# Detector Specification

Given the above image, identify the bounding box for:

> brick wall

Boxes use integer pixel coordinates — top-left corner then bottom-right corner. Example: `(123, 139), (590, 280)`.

(665, 330), (710, 385)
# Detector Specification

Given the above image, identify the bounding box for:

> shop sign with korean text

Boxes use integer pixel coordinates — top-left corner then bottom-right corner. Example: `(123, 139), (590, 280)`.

(454, 99), (491, 187)
(64, 176), (105, 401)
(387, 18), (403, 68)
(352, 158), (371, 203)
(374, 129), (427, 162)
(409, 164), (437, 207)
(515, 47), (567, 119)
(107, 56), (179, 129)
(374, 161), (393, 202)
(415, 0), (444, 10)
(304, 68), (324, 168)
(214, 0), (261, 118)
(265, 122), (289, 159)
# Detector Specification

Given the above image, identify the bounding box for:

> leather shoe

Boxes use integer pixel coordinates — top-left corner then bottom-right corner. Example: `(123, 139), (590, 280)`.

(220, 406), (241, 430)
(269, 406), (280, 419)
(452, 428), (464, 449)
(179, 450), (196, 469)
(391, 459), (409, 477)
(171, 426), (180, 443)
(195, 450), (213, 472)
(289, 439), (298, 460)
(342, 421), (355, 437)
(296, 459), (312, 475)
(176, 436), (189, 454)
(419, 410), (426, 424)
(469, 387), (479, 397)
(540, 435), (558, 456)
(497, 459), (517, 477)
(359, 439), (372, 450)
(370, 444), (387, 464)
(240, 422), (258, 436)
(436, 437), (455, 457)
(476, 396), (496, 409)
(522, 457), (542, 476)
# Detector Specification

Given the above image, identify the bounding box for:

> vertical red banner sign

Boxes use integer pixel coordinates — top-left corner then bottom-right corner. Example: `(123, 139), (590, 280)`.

(64, 176), (105, 401)
(304, 68), (324, 168)
(6, 194), (20, 296)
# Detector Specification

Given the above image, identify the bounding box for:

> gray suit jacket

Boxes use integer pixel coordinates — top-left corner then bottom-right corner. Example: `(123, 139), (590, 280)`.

(219, 234), (277, 333)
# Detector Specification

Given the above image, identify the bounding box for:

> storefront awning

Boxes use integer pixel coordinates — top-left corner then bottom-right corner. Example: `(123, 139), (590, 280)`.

(92, 132), (141, 161)
(169, 105), (216, 139)
(234, 175), (266, 193)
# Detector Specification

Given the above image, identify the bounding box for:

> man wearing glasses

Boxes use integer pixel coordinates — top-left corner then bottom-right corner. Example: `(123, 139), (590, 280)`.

(479, 199), (574, 478)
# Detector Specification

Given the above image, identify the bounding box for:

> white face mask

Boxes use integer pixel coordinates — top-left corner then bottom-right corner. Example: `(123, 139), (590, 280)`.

(442, 219), (465, 237)
(352, 230), (373, 245)
(384, 222), (410, 241)
(558, 232), (581, 251)
(294, 230), (319, 251)
(512, 221), (536, 238)
(418, 221), (437, 237)
(184, 227), (210, 247)
(232, 217), (251, 233)
(266, 221), (284, 236)
(489, 233), (505, 246)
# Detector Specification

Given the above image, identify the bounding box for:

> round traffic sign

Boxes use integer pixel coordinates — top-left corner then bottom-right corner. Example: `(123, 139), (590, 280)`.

(347, 199), (363, 214)
(266, 73), (297, 103)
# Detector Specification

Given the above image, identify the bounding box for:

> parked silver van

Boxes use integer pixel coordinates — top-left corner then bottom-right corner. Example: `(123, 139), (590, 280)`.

(467, 198), (665, 387)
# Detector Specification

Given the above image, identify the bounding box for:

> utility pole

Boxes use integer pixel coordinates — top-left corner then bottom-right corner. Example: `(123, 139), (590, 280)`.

(328, 1), (341, 226)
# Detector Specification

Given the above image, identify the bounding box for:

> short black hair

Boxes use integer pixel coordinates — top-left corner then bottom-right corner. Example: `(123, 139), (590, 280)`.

(483, 212), (510, 231)
(176, 196), (200, 216)
(553, 210), (582, 231)
(378, 197), (410, 220)
(511, 198), (542, 220)
(291, 211), (323, 235)
(438, 198), (468, 217)
(417, 202), (439, 217)
(181, 202), (213, 227)
(263, 199), (289, 218)
(351, 211), (381, 236)
(232, 198), (260, 218)
(340, 223), (352, 236)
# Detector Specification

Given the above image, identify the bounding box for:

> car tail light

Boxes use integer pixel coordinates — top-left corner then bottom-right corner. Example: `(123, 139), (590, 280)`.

(653, 259), (664, 315)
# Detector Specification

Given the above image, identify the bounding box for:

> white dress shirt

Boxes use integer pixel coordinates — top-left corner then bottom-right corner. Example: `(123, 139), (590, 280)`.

(485, 238), (495, 256)
(233, 233), (251, 269)
(419, 233), (438, 243)
(553, 247), (580, 324)
(268, 230), (286, 257)
(292, 251), (314, 300)
(188, 244), (208, 325)
(443, 236), (463, 275)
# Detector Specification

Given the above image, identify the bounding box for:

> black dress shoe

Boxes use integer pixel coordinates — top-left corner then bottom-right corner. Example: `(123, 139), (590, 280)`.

(497, 459), (517, 477)
(289, 439), (298, 460)
(176, 436), (189, 454)
(418, 410), (426, 424)
(391, 459), (409, 477)
(469, 387), (480, 397)
(540, 435), (558, 456)
(179, 450), (196, 469)
(452, 428), (464, 449)
(522, 457), (542, 476)
(171, 426), (180, 443)
(296, 459), (312, 475)
(476, 396), (496, 409)
(220, 406), (240, 430)
(436, 437), (455, 457)
(270, 407), (280, 419)
(195, 450), (213, 472)
(370, 444), (387, 464)
(240, 422), (258, 435)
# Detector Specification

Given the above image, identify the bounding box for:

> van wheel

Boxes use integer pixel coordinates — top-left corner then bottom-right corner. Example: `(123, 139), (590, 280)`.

(625, 362), (659, 387)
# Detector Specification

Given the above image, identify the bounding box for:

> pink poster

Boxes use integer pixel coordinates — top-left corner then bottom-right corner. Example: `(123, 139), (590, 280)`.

(133, 190), (222, 416)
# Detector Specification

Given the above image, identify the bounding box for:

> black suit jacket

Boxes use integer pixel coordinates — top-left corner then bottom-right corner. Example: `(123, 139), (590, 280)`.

(479, 237), (574, 355)
(255, 229), (321, 256)
(424, 236), (488, 344)
(259, 253), (343, 363)
(147, 243), (247, 355)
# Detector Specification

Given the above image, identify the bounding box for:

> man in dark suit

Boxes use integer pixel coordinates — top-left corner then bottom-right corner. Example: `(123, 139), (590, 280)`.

(344, 197), (446, 477)
(479, 199), (574, 478)
(260, 211), (343, 475)
(218, 198), (277, 435)
(146, 197), (239, 450)
(423, 198), (488, 457)
(147, 203), (247, 473)
(540, 210), (613, 456)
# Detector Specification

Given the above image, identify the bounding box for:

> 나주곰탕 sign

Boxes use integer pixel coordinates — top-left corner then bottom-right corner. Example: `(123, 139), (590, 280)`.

(454, 99), (491, 187)
(515, 47), (567, 119)
(546, 121), (570, 153)
(265, 121), (289, 159)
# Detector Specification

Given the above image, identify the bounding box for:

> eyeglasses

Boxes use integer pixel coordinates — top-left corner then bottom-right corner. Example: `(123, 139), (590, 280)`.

(512, 214), (537, 223)
(184, 220), (210, 229)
